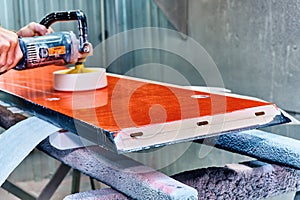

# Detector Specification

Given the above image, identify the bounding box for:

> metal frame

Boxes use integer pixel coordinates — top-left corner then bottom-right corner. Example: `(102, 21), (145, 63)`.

(1, 163), (82, 200)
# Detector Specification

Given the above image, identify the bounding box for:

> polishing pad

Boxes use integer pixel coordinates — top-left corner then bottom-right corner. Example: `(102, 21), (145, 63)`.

(53, 67), (107, 91)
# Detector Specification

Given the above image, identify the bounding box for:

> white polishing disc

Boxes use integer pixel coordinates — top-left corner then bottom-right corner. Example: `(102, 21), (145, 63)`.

(53, 67), (107, 91)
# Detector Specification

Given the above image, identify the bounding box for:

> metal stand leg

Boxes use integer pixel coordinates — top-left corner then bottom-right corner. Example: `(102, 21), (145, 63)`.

(37, 163), (71, 200)
(90, 177), (96, 190)
(294, 191), (300, 200)
(1, 163), (71, 200)
(1, 180), (36, 200)
(71, 169), (81, 194)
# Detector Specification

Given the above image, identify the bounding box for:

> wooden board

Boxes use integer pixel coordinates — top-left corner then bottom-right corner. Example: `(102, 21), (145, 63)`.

(0, 65), (289, 153)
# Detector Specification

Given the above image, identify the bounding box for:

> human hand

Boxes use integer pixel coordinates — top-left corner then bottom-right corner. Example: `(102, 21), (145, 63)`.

(0, 27), (23, 73)
(17, 22), (54, 37)
(0, 22), (53, 74)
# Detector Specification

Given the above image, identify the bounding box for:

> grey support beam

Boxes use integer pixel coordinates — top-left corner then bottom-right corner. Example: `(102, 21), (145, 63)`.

(64, 188), (128, 200)
(37, 139), (198, 200)
(172, 160), (300, 200)
(65, 160), (300, 200)
(197, 129), (300, 169)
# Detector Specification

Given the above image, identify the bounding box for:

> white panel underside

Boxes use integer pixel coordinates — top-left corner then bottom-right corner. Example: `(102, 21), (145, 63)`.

(114, 104), (281, 152)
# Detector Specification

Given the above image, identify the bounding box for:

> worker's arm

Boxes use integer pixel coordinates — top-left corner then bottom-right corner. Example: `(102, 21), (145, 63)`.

(0, 22), (52, 73)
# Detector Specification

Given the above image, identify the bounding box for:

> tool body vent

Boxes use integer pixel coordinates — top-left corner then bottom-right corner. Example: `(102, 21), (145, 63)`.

(27, 44), (39, 63)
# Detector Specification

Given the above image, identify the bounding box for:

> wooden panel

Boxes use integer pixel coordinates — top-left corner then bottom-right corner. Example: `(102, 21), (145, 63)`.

(0, 65), (271, 129)
(0, 65), (289, 152)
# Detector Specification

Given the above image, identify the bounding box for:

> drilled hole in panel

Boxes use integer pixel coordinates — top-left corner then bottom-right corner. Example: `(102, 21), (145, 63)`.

(130, 132), (144, 138)
(197, 121), (209, 126)
(58, 129), (68, 133)
(255, 111), (265, 116)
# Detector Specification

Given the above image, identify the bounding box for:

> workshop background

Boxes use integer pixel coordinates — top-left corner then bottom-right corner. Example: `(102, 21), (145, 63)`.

(0, 0), (299, 199)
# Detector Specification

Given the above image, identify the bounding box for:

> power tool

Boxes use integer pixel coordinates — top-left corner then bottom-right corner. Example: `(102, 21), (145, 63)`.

(15, 10), (92, 70)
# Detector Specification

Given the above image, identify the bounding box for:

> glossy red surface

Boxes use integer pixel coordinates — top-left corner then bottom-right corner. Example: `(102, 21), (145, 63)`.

(0, 65), (273, 132)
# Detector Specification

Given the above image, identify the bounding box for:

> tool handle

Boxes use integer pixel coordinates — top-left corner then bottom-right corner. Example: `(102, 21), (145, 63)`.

(39, 10), (89, 53)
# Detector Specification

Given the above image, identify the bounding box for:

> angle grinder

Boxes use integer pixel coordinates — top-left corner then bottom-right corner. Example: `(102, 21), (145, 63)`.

(15, 10), (92, 70)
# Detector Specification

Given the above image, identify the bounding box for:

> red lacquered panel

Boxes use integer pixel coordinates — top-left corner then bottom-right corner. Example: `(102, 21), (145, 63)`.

(0, 65), (273, 132)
